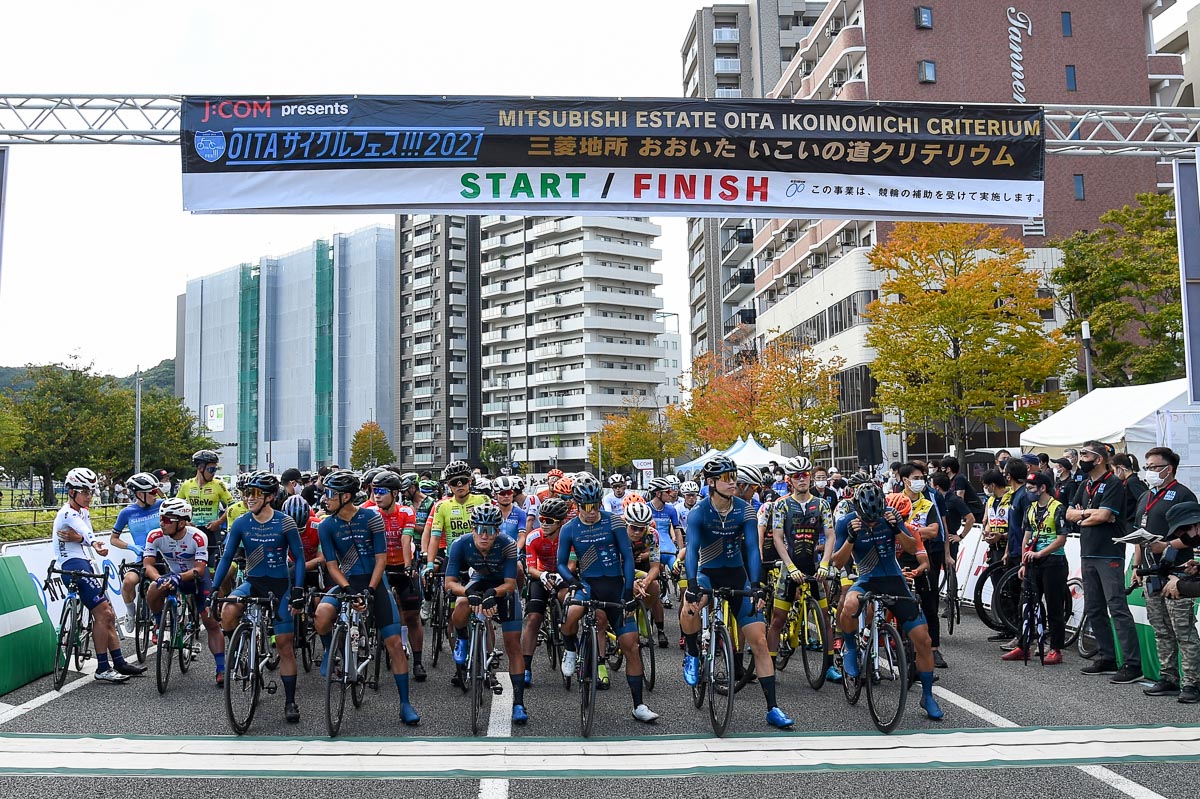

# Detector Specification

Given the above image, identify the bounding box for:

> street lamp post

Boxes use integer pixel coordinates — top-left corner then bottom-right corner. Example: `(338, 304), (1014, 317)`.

(1081, 320), (1094, 393)
(133, 365), (142, 473)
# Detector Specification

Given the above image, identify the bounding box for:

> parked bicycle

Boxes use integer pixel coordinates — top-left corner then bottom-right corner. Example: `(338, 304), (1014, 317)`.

(43, 560), (111, 691)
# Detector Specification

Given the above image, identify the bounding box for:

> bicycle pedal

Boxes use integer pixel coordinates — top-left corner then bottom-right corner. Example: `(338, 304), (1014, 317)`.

(491, 682), (503, 696)
(265, 681), (278, 695)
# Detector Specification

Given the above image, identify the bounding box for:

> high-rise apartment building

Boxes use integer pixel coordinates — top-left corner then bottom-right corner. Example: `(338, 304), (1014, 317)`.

(479, 215), (669, 474)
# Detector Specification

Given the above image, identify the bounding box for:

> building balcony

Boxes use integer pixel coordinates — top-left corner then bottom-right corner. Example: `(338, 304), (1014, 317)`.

(449, 383), (467, 397)
(529, 343), (564, 361)
(413, 297), (434, 313)
(723, 308), (758, 336)
(483, 401), (509, 414)
(714, 87), (742, 98)
(414, 452), (435, 465)
(413, 408), (434, 421)
(481, 214), (518, 230)
(713, 27), (739, 44)
(720, 227), (754, 266)
(413, 431), (434, 443)
(412, 386), (434, 399)
(481, 256), (524, 277)
(482, 279), (524, 299)
(722, 268), (756, 304)
(714, 57), (741, 74)
(533, 395), (566, 408)
(530, 219), (560, 236)
(482, 353), (514, 368)
(413, 342), (433, 356)
(413, 364), (434, 378)
(581, 289), (661, 309)
(413, 319), (433, 334)
(411, 275), (434, 292)
(533, 369), (564, 384)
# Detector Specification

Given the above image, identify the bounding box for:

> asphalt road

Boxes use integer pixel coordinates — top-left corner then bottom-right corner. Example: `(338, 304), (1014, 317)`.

(3, 600), (1200, 799)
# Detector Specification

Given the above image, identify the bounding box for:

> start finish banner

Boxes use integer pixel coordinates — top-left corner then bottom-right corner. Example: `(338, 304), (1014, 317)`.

(181, 95), (1045, 221)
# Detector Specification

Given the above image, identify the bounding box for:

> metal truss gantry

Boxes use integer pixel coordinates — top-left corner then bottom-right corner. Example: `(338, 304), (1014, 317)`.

(2, 95), (1200, 158)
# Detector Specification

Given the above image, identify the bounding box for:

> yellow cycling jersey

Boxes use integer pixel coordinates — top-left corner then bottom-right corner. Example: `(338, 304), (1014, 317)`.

(225, 500), (249, 526)
(430, 494), (490, 547)
(176, 477), (234, 527)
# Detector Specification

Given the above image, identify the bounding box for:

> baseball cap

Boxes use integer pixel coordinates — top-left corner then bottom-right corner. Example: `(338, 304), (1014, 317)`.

(1026, 473), (1052, 490)
(280, 467), (303, 483)
(1020, 453), (1040, 466)
(1051, 458), (1073, 472)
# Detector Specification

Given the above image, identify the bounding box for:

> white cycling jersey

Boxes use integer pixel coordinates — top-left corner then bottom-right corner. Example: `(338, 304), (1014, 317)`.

(53, 503), (95, 562)
(144, 526), (209, 574)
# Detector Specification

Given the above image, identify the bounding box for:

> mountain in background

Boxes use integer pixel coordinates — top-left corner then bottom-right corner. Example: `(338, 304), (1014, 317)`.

(0, 359), (176, 395)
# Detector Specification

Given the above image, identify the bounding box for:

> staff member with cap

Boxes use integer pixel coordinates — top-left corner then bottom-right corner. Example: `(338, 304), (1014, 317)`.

(1163, 503), (1200, 600)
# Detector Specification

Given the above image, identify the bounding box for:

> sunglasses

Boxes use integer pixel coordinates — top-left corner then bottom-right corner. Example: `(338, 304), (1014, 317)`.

(789, 471), (811, 478)
(448, 477), (471, 487)
(715, 471), (737, 482)
(161, 515), (184, 524)
(245, 488), (266, 499)
(203, 466), (218, 473)
(579, 502), (601, 512)
(476, 527), (499, 537)
(496, 489), (514, 496)
(323, 488), (341, 499)
(539, 516), (562, 524)
(372, 487), (392, 495)
(628, 525), (648, 533)
(1079, 449), (1102, 458)
(73, 487), (95, 495)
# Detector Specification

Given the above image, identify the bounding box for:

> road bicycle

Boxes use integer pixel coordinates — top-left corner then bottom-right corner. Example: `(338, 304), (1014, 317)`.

(293, 585), (321, 673)
(992, 568), (1085, 647)
(939, 562), (961, 635)
(428, 571), (451, 667)
(43, 560), (110, 691)
(537, 590), (566, 673)
(690, 586), (754, 737)
(632, 597), (656, 691)
(565, 594), (624, 738)
(774, 574), (834, 690)
(119, 560), (153, 663)
(462, 596), (504, 737)
(154, 582), (202, 694)
(324, 589), (380, 737)
(217, 593), (279, 735)
(974, 555), (1021, 632)
(839, 590), (909, 734)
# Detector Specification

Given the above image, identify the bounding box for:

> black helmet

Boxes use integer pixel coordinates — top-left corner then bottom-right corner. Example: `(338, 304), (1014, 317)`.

(399, 472), (419, 491)
(470, 503), (504, 529)
(847, 471), (875, 488)
(245, 470), (279, 494)
(373, 471), (402, 492)
(192, 449), (219, 466)
(282, 495), (311, 530)
(361, 467), (384, 488)
(572, 474), (604, 505)
(539, 497), (570, 521)
(702, 456), (737, 479)
(442, 460), (471, 481)
(324, 469), (360, 495)
(852, 483), (887, 523)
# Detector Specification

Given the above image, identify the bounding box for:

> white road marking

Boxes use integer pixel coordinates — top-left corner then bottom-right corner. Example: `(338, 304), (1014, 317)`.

(0, 646), (156, 727)
(934, 686), (1170, 799)
(479, 670), (513, 799)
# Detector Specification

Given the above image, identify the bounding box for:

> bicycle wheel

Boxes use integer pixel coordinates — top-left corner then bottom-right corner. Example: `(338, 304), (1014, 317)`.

(943, 566), (959, 636)
(225, 625), (259, 735)
(841, 640), (863, 706)
(430, 589), (446, 667)
(351, 625), (367, 709)
(865, 622), (908, 734)
(469, 621), (485, 737)
(580, 630), (598, 738)
(74, 612), (89, 671)
(638, 610), (657, 692)
(371, 632), (383, 692)
(1078, 617), (1098, 659)
(991, 569), (1023, 636)
(156, 601), (176, 695)
(134, 591), (151, 664)
(691, 618), (708, 709)
(800, 596), (832, 690)
(325, 625), (348, 737)
(606, 630), (624, 672)
(973, 562), (1008, 631)
(178, 601), (197, 674)
(544, 600), (563, 672)
(1064, 578), (1085, 648)
(52, 601), (77, 690)
(708, 623), (735, 737)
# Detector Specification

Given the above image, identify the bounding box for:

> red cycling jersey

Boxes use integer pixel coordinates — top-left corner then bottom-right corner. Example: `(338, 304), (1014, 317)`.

(375, 503), (417, 567)
(524, 528), (560, 573)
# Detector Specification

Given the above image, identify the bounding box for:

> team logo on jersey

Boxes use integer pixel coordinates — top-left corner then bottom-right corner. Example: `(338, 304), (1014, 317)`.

(195, 131), (226, 163)
(1166, 490), (1177, 500)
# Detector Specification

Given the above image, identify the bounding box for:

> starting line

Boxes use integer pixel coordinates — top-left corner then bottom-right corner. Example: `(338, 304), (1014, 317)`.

(1, 724), (1199, 779)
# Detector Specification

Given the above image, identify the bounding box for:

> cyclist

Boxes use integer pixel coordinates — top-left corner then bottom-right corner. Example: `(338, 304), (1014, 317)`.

(625, 501), (667, 647)
(980, 468), (1015, 643)
(537, 468), (566, 503)
(370, 471), (426, 682)
(225, 474), (251, 527)
(282, 494), (324, 621)
(736, 465), (764, 510)
(675, 480), (701, 528)
(400, 472), (437, 621)
(895, 463), (947, 669)
(315, 469), (421, 726)
(557, 474), (659, 723)
(53, 467), (144, 682)
(833, 482), (944, 720)
(1002, 472), (1068, 664)
(110, 471), (161, 633)
(430, 460), (490, 556)
(444, 503), (527, 723)
(211, 470), (305, 722)
(645, 477), (682, 637)
(492, 475), (528, 544)
(681, 456), (793, 729)
(177, 450), (234, 580)
(520, 497), (572, 687)
(604, 473), (630, 515)
(143, 498), (224, 685)
(767, 456), (838, 680)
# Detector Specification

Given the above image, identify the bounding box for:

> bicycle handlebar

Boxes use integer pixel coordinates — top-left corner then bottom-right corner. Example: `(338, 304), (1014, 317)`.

(214, 593), (277, 609)
(566, 596), (625, 611)
(45, 559), (111, 587)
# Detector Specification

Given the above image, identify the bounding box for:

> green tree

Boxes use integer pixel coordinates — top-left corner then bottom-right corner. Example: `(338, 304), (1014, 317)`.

(756, 336), (847, 454)
(480, 439), (508, 475)
(349, 420), (395, 469)
(1050, 192), (1183, 390)
(864, 222), (1072, 456)
(589, 397), (687, 475)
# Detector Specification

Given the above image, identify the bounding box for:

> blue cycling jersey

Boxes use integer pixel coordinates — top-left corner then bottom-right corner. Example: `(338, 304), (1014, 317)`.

(319, 508), (387, 578)
(212, 510), (304, 589)
(499, 505), (527, 541)
(684, 496), (761, 585)
(834, 510), (907, 579)
(556, 510), (634, 594)
(650, 501), (680, 555)
(112, 500), (162, 547)
(446, 532), (519, 583)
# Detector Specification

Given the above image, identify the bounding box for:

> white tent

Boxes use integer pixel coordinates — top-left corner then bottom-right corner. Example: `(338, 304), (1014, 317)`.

(723, 434), (777, 467)
(675, 447), (724, 475)
(1020, 379), (1198, 483)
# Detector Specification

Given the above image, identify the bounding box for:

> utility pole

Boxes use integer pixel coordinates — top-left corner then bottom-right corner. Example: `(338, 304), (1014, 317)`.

(1081, 320), (1094, 393)
(133, 365), (143, 473)
(369, 407), (375, 467)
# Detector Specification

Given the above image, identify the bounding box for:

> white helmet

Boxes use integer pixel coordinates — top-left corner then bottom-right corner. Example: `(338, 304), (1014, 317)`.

(784, 456), (813, 474)
(492, 475), (517, 493)
(665, 475), (681, 488)
(64, 467), (98, 492)
(159, 497), (194, 520)
(680, 480), (700, 494)
(609, 473), (627, 486)
(624, 502), (654, 527)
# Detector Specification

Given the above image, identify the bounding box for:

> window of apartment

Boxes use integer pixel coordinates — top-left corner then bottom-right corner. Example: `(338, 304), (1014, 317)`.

(779, 14), (792, 30)
(1066, 65), (1077, 91)
(1036, 288), (1057, 321)
(1061, 12), (1072, 37)
(1073, 174), (1086, 200)
(915, 6), (933, 29)
(918, 60), (937, 84)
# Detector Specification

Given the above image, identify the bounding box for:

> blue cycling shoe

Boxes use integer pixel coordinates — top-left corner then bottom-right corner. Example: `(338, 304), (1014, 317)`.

(512, 704), (529, 725)
(766, 707), (795, 728)
(841, 648), (859, 680)
(921, 694), (944, 721)
(523, 669), (532, 688)
(825, 665), (843, 683)
(320, 651), (329, 678)
(683, 655), (700, 686)
(401, 703), (420, 726)
(453, 639), (469, 666)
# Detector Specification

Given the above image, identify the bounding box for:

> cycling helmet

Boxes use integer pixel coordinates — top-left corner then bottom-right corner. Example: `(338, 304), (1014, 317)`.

(547, 468), (564, 481)
(680, 480), (700, 495)
(282, 495), (311, 530)
(784, 456), (813, 474)
(373, 471), (402, 492)
(159, 497), (193, 519)
(492, 475), (517, 493)
(245, 470), (280, 494)
(419, 479), (439, 494)
(665, 475), (681, 488)
(572, 475), (604, 505)
(622, 492), (647, 509)
(852, 482), (887, 523)
(847, 471), (875, 488)
(552, 476), (574, 496)
(323, 469), (360, 495)
(125, 472), (160, 493)
(64, 467), (99, 492)
(472, 476), (493, 496)
(646, 477), (671, 497)
(538, 497), (570, 521)
(361, 467), (384, 488)
(442, 460), (472, 481)
(884, 492), (912, 520)
(398, 472), (419, 491)
(609, 473), (627, 486)
(624, 502), (654, 527)
(470, 503), (504, 529)
(736, 464), (763, 486)
(512, 476), (526, 493)
(191, 450), (220, 466)
(702, 456), (737, 479)
(235, 472), (251, 491)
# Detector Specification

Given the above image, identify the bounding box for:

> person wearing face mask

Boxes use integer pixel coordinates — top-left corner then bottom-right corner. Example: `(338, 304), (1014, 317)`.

(897, 463), (947, 667)
(1051, 458), (1075, 503)
(812, 466), (839, 509)
(1112, 453), (1148, 535)
(1131, 447), (1199, 702)
(1067, 441), (1142, 683)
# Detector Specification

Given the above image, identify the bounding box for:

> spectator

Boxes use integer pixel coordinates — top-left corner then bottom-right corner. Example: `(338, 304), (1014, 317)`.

(1162, 504), (1200, 601)
(1038, 452), (1052, 477)
(1002, 472), (1068, 664)
(1112, 453), (1147, 534)
(1067, 440), (1141, 683)
(942, 456), (984, 523)
(995, 449), (1012, 469)
(1133, 448), (1199, 702)
(897, 462), (947, 668)
(1051, 458), (1075, 503)
(1063, 448), (1086, 493)
(932, 472), (975, 568)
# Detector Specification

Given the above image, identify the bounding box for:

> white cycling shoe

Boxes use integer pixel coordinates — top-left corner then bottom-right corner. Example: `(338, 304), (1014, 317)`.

(561, 650), (577, 677)
(632, 704), (659, 723)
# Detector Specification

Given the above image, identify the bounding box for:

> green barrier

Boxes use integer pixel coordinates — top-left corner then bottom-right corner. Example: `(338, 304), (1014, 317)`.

(0, 555), (56, 695)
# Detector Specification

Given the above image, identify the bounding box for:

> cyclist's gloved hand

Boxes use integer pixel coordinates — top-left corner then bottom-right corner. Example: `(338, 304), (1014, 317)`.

(128, 544), (144, 559)
(480, 589), (498, 610)
(817, 562), (831, 580)
(467, 592), (484, 607)
(623, 595), (639, 613)
(752, 586), (768, 604)
(788, 566), (804, 582)
(684, 585), (704, 604)
(363, 585), (376, 603)
(289, 586), (305, 609)
(421, 562), (435, 577)
(567, 579), (584, 594)
(434, 554), (447, 570)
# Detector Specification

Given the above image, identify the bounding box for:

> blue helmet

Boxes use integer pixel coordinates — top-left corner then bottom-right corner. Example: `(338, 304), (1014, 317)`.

(572, 474), (604, 505)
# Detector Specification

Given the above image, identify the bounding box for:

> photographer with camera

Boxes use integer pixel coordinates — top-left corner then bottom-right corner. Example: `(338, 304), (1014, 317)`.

(1131, 447), (1199, 702)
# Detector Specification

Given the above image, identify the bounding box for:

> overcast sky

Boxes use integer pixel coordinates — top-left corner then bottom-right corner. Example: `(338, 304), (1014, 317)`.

(0, 0), (702, 376)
